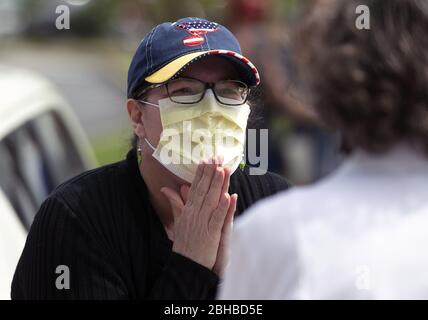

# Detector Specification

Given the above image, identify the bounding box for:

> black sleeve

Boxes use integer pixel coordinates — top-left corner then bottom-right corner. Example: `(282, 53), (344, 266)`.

(149, 252), (219, 300)
(11, 196), (129, 300)
(11, 195), (219, 300)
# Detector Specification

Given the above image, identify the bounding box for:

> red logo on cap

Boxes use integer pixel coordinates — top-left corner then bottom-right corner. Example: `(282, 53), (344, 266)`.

(176, 20), (219, 47)
(182, 35), (205, 46)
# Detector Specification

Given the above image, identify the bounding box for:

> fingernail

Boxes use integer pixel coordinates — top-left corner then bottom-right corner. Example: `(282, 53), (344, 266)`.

(221, 193), (230, 205)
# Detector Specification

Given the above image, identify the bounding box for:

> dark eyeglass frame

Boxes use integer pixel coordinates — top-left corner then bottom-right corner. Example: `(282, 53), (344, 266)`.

(136, 76), (250, 106)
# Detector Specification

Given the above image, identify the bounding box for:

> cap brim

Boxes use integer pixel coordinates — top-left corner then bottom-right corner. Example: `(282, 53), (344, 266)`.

(144, 50), (260, 86)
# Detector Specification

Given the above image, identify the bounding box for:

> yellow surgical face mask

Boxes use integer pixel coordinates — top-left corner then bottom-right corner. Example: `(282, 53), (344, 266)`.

(144, 90), (250, 183)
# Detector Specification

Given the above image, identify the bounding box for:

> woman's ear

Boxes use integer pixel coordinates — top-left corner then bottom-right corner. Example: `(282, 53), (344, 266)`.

(126, 99), (146, 140)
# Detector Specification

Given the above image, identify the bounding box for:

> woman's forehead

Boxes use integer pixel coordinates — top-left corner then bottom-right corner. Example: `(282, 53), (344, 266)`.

(181, 56), (240, 82)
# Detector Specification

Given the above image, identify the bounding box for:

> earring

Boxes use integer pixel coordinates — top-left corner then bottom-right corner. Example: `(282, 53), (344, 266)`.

(137, 143), (143, 165)
(239, 160), (246, 170)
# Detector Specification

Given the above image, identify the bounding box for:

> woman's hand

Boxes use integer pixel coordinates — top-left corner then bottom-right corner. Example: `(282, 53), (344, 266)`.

(161, 159), (234, 272)
(212, 167), (237, 277)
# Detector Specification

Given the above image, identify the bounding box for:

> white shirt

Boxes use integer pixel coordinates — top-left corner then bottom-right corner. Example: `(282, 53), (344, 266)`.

(219, 145), (428, 299)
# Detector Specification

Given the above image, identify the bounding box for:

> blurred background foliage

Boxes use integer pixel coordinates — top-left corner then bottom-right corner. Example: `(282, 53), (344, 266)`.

(17, 0), (300, 38)
(1, 0), (342, 185)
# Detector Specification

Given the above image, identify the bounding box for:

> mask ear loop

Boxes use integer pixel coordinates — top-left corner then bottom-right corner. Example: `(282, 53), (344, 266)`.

(144, 138), (157, 151)
(137, 99), (160, 108)
(135, 99), (160, 165)
(137, 138), (156, 165)
(137, 138), (157, 165)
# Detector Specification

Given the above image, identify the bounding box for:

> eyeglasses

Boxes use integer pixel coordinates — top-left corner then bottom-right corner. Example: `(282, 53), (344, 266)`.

(137, 77), (250, 106)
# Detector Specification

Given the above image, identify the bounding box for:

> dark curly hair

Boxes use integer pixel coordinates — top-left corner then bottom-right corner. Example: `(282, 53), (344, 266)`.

(293, 0), (428, 154)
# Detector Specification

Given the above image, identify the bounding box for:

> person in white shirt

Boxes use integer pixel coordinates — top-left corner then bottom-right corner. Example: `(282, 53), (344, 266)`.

(219, 0), (428, 299)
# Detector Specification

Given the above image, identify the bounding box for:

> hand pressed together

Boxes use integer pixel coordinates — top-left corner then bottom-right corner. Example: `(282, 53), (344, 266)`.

(161, 158), (237, 277)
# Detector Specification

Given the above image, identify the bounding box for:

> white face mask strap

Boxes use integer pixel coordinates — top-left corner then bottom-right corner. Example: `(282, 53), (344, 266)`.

(137, 99), (159, 108)
(144, 137), (157, 151)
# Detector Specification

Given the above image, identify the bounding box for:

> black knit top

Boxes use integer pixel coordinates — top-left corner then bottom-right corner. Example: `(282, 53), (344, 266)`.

(11, 150), (289, 299)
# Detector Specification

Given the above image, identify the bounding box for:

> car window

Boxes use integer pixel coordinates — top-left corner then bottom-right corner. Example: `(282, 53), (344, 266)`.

(0, 110), (86, 230)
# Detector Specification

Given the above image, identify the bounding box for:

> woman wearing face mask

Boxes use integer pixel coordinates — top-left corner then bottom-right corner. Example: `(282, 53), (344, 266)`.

(12, 17), (290, 300)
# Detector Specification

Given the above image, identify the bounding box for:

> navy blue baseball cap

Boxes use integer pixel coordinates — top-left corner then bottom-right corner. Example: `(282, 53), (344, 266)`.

(127, 17), (260, 98)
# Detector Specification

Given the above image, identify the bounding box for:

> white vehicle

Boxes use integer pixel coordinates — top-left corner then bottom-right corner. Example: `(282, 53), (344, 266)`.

(0, 66), (97, 299)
